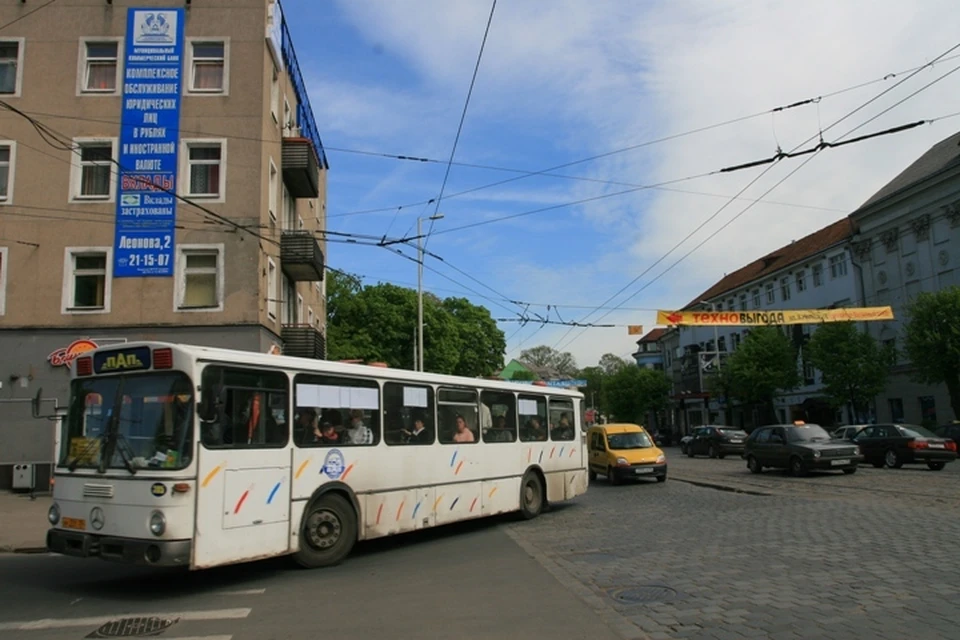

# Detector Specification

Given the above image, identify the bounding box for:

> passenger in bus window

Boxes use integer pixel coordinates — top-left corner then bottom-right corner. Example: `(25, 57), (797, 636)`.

(522, 417), (547, 441)
(316, 421), (340, 445)
(452, 413), (475, 443)
(552, 414), (574, 440)
(403, 415), (431, 444)
(345, 409), (373, 445)
(297, 408), (318, 444)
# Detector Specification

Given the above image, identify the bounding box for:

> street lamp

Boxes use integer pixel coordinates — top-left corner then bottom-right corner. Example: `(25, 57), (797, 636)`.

(417, 214), (444, 371)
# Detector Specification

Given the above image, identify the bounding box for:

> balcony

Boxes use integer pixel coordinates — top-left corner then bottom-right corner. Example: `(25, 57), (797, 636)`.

(281, 324), (326, 360)
(280, 230), (324, 281)
(281, 137), (320, 198)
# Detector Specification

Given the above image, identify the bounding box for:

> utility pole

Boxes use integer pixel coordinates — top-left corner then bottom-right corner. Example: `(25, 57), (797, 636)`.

(417, 213), (443, 372)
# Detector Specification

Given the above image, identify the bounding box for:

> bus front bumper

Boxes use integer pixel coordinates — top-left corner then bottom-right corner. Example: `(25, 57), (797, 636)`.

(47, 528), (191, 567)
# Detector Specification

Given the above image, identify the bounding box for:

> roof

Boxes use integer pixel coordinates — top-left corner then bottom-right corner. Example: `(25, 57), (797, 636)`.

(636, 328), (666, 344)
(684, 217), (854, 308)
(856, 130), (960, 211)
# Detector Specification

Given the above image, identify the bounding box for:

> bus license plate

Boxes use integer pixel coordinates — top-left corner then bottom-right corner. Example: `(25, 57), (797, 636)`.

(62, 517), (85, 530)
(831, 459), (849, 466)
(635, 468), (653, 474)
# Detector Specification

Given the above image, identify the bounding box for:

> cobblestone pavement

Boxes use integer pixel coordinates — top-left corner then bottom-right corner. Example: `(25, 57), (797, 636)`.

(504, 455), (960, 640)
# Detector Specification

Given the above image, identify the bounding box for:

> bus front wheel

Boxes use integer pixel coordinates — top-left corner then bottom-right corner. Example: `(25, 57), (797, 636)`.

(519, 471), (545, 520)
(294, 493), (357, 569)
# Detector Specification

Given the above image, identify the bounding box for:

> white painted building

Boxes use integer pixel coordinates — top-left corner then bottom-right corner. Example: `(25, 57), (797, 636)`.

(849, 130), (960, 426)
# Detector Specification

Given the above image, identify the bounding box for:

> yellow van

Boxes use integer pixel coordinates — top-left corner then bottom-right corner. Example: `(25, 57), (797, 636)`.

(586, 423), (667, 484)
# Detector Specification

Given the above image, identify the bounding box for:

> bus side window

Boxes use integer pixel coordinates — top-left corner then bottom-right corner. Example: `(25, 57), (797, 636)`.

(293, 374), (381, 447)
(481, 391), (516, 443)
(200, 366), (289, 449)
(383, 382), (435, 445)
(437, 387), (478, 445)
(518, 394), (548, 442)
(548, 398), (575, 441)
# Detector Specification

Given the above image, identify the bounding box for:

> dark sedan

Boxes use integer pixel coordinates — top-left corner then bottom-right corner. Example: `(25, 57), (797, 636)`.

(934, 422), (960, 452)
(743, 422), (862, 477)
(686, 425), (748, 459)
(852, 423), (958, 470)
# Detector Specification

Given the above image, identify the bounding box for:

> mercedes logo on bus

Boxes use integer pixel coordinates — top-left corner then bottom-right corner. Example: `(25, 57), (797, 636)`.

(90, 507), (105, 531)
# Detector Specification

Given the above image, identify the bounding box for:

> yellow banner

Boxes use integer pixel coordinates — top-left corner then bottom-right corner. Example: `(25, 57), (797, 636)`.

(657, 306), (894, 326)
(627, 325), (644, 335)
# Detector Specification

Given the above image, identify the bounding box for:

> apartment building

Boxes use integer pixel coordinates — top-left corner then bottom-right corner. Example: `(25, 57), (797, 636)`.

(0, 0), (329, 489)
(667, 218), (859, 430)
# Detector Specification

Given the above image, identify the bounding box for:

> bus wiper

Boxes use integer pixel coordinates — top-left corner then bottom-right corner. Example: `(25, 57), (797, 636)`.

(98, 380), (126, 475)
(113, 432), (138, 475)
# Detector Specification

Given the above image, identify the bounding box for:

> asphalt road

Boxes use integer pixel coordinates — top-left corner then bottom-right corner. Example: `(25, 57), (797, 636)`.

(0, 516), (623, 640)
(3, 453), (959, 640)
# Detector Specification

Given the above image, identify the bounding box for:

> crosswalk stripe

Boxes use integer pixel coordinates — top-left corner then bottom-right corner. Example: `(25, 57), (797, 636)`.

(0, 608), (251, 631)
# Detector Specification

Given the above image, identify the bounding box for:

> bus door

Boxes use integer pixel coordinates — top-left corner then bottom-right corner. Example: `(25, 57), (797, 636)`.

(193, 365), (292, 569)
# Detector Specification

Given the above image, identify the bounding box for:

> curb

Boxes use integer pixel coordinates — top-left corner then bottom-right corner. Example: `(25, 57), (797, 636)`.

(503, 524), (650, 640)
(669, 476), (773, 497)
(0, 545), (48, 554)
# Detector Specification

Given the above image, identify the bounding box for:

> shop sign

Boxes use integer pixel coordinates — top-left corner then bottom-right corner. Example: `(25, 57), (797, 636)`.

(48, 339), (99, 368)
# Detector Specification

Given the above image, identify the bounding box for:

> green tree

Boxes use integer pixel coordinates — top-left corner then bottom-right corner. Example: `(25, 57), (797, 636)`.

(578, 365), (606, 412)
(518, 345), (578, 377)
(604, 366), (671, 425)
(902, 286), (960, 420)
(325, 271), (505, 376)
(807, 321), (893, 419)
(598, 353), (631, 376)
(723, 326), (801, 423)
(510, 369), (538, 381)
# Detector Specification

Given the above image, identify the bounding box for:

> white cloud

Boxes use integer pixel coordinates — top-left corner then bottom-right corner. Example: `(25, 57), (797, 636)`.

(321, 0), (960, 367)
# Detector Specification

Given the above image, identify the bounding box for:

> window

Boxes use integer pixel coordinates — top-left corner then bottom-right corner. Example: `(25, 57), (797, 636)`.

(79, 40), (120, 93)
(182, 140), (226, 200)
(283, 98), (292, 134)
(296, 293), (303, 324)
(518, 394), (548, 442)
(188, 40), (228, 93)
(829, 254), (847, 278)
(765, 282), (775, 304)
(0, 141), (15, 203)
(481, 390), (517, 443)
(199, 366), (288, 448)
(738, 293), (747, 310)
(438, 387), (478, 444)
(293, 374), (380, 447)
(731, 332), (741, 350)
(71, 139), (116, 201)
(383, 382), (435, 445)
(176, 245), (223, 311)
(268, 159), (277, 221)
(0, 40), (24, 96)
(0, 246), (7, 315)
(888, 398), (904, 423)
(795, 270), (806, 292)
(780, 277), (791, 301)
(282, 185), (296, 230)
(919, 396), (937, 426)
(307, 306), (314, 327)
(548, 398), (575, 441)
(812, 264), (823, 287)
(62, 248), (111, 313)
(752, 289), (760, 308)
(270, 67), (279, 123)
(267, 258), (278, 319)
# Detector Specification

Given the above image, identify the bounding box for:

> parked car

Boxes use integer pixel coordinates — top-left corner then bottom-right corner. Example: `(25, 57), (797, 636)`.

(679, 433), (694, 454)
(686, 425), (748, 459)
(586, 423), (667, 484)
(831, 425), (864, 441)
(852, 423), (958, 470)
(934, 422), (960, 451)
(743, 422), (862, 476)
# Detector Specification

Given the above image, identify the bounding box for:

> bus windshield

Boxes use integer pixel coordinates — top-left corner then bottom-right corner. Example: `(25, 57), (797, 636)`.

(61, 372), (195, 472)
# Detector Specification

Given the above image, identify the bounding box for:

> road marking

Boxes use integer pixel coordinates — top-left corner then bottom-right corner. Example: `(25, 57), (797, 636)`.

(0, 607), (251, 631)
(214, 589), (265, 596)
(156, 637), (232, 640)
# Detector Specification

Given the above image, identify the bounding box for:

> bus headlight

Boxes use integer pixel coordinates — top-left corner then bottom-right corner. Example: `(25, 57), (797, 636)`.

(149, 511), (166, 536)
(48, 503), (60, 525)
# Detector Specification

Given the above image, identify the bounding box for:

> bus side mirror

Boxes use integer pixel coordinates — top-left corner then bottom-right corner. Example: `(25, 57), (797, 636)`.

(31, 388), (43, 418)
(198, 390), (218, 422)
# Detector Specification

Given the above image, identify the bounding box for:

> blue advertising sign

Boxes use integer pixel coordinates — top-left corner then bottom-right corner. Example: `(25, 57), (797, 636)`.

(545, 379), (588, 388)
(113, 8), (185, 278)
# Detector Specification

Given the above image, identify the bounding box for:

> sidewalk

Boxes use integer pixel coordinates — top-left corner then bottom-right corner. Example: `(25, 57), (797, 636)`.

(0, 491), (51, 552)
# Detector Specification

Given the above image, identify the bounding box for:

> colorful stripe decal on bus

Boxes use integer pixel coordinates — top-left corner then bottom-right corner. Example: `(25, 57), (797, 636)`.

(396, 499), (406, 521)
(340, 463), (355, 481)
(539, 450), (544, 463)
(454, 460), (464, 475)
(433, 494), (444, 511)
(201, 463), (225, 488)
(295, 459), (311, 479)
(469, 497), (478, 512)
(234, 485), (253, 514)
(449, 496), (460, 510)
(569, 448), (577, 457)
(550, 446), (556, 459)
(412, 501), (422, 519)
(488, 486), (498, 498)
(450, 450), (458, 468)
(376, 503), (384, 525)
(266, 481), (282, 505)
(559, 446), (564, 458)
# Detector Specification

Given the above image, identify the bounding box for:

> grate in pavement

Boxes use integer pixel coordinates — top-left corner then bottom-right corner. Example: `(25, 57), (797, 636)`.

(86, 617), (178, 638)
(608, 585), (678, 604)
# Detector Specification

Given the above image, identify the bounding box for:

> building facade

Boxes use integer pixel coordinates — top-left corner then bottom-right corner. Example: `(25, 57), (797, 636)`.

(631, 328), (665, 370)
(850, 131), (960, 426)
(666, 218), (860, 431)
(0, 0), (329, 489)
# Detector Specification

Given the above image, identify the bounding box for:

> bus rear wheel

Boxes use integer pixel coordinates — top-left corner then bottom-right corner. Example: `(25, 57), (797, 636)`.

(293, 493), (357, 569)
(519, 471), (544, 520)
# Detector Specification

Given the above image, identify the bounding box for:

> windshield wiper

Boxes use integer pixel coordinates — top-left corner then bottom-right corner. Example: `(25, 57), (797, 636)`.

(99, 380), (137, 475)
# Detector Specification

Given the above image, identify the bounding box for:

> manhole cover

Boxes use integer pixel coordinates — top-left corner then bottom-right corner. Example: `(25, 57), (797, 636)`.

(86, 617), (178, 638)
(610, 585), (678, 604)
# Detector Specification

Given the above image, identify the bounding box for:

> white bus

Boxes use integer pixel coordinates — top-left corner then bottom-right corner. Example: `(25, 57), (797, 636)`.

(41, 342), (588, 570)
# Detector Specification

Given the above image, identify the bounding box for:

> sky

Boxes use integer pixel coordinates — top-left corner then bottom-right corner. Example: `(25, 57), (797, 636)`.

(281, 0), (960, 371)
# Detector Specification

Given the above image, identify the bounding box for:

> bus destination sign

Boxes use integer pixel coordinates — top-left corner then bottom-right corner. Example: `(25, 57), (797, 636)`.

(93, 346), (153, 374)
